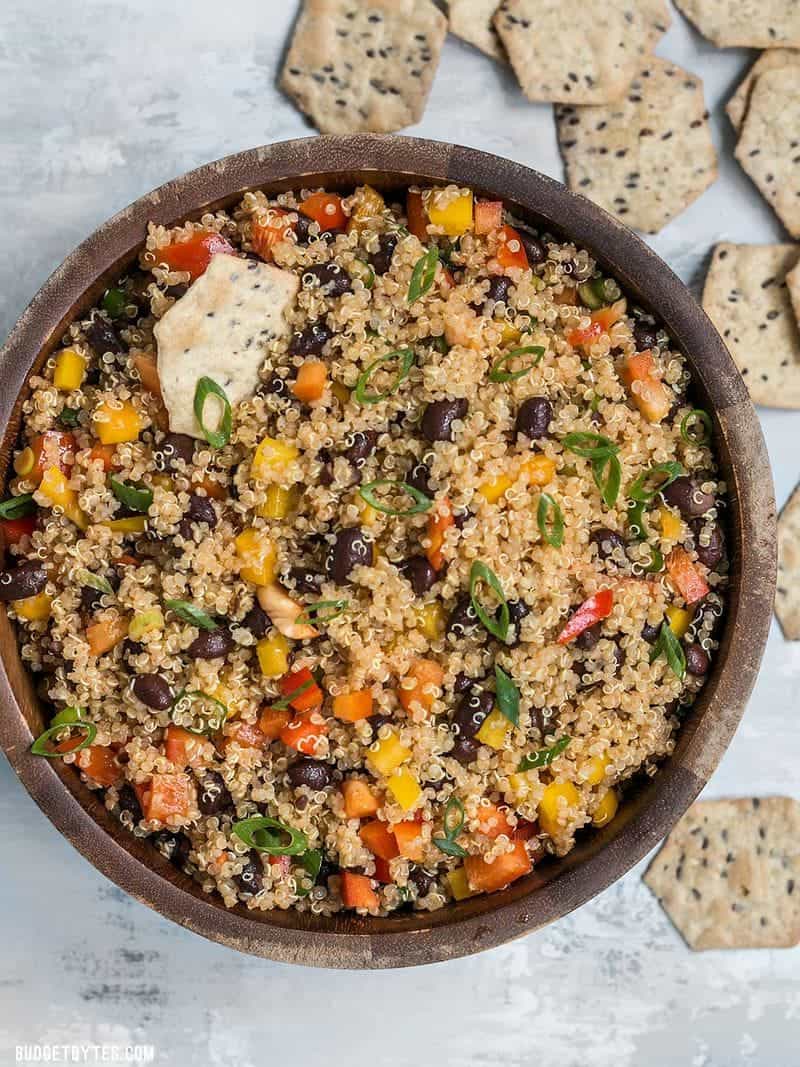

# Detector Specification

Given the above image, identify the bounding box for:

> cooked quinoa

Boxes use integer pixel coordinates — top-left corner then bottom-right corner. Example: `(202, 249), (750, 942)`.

(1, 183), (727, 915)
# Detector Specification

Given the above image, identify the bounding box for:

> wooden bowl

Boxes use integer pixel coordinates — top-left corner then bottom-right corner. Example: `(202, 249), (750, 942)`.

(0, 136), (776, 968)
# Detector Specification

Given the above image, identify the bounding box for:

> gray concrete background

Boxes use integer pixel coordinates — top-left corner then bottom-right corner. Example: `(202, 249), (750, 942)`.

(1, 2), (798, 1064)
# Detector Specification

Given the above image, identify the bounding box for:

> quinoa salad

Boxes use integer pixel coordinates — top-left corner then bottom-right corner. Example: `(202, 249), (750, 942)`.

(2, 183), (727, 916)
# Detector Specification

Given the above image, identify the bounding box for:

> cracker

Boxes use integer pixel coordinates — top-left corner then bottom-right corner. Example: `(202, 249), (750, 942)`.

(787, 259), (800, 330)
(702, 243), (800, 409)
(155, 254), (299, 439)
(556, 58), (717, 234)
(281, 0), (447, 135)
(734, 68), (800, 239)
(640, 0), (672, 50)
(726, 49), (800, 133)
(644, 797), (800, 951)
(674, 0), (800, 48)
(777, 484), (800, 640)
(493, 0), (653, 105)
(448, 0), (506, 62)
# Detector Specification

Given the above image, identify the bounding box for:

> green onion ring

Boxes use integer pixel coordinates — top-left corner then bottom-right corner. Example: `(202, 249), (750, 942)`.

(164, 598), (219, 631)
(295, 599), (349, 626)
(408, 245), (439, 304)
(517, 735), (570, 772)
(680, 409), (712, 446)
(488, 346), (545, 383)
(194, 376), (232, 449)
(354, 348), (416, 405)
(31, 720), (97, 758)
(232, 816), (309, 856)
(628, 462), (684, 503)
(592, 453), (622, 508)
(561, 431), (619, 460)
(0, 494), (36, 520)
(469, 560), (510, 641)
(359, 479), (432, 516)
(537, 492), (565, 548)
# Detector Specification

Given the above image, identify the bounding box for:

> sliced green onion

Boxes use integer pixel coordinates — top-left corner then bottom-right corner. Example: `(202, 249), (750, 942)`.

(680, 409), (712, 446)
(354, 348), (415, 405)
(58, 407), (81, 428)
(295, 599), (348, 626)
(350, 260), (376, 291)
(358, 479), (431, 516)
(50, 706), (83, 727)
(517, 735), (570, 772)
(433, 797), (467, 858)
(269, 678), (314, 711)
(537, 493), (564, 548)
(627, 500), (650, 541)
(408, 245), (439, 304)
(164, 598), (218, 631)
(642, 544), (665, 574)
(592, 453), (622, 507)
(31, 720), (97, 758)
(628, 462), (684, 503)
(300, 849), (323, 880)
(561, 432), (619, 460)
(469, 560), (509, 642)
(76, 570), (114, 596)
(0, 494), (36, 520)
(582, 277), (621, 306)
(650, 622), (686, 680)
(494, 664), (520, 726)
(488, 346), (545, 383)
(433, 836), (468, 858)
(578, 280), (604, 310)
(172, 689), (229, 733)
(425, 335), (449, 354)
(194, 377), (232, 449)
(102, 288), (128, 319)
(109, 477), (153, 514)
(232, 816), (309, 856)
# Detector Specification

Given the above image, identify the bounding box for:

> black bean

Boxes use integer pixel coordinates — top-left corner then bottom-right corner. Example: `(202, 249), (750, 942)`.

(368, 713), (393, 737)
(288, 318), (333, 357)
(503, 599), (530, 647)
(85, 314), (126, 356)
(80, 585), (103, 613)
(196, 770), (233, 815)
(685, 643), (710, 676)
(633, 320), (659, 352)
(590, 527), (627, 560)
(515, 397), (553, 441)
(264, 372), (289, 398)
(692, 520), (724, 570)
(294, 214), (313, 245)
(154, 433), (195, 471)
(453, 672), (474, 695)
(117, 783), (142, 820)
(122, 639), (144, 661)
(152, 829), (191, 870)
(327, 527), (372, 584)
(132, 673), (173, 710)
(641, 621), (661, 644)
(406, 462), (431, 497)
(408, 866), (437, 897)
(287, 758), (332, 790)
(0, 561), (47, 603)
(422, 398), (468, 443)
(518, 229), (546, 265)
(447, 595), (479, 639)
(185, 494), (217, 529)
(482, 275), (512, 309)
(187, 627), (233, 660)
(369, 232), (398, 275)
(303, 262), (352, 296)
(288, 566), (324, 596)
(450, 735), (479, 764)
(663, 476), (714, 519)
(242, 601), (270, 638)
(403, 555), (437, 596)
(342, 429), (377, 472)
(575, 622), (601, 651)
(165, 282), (189, 301)
(235, 854), (264, 896)
(452, 688), (494, 740)
(453, 506), (472, 531)
(317, 448), (334, 486)
(317, 855), (339, 884)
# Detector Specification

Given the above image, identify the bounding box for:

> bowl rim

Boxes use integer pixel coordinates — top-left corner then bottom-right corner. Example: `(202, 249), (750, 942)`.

(0, 134), (776, 969)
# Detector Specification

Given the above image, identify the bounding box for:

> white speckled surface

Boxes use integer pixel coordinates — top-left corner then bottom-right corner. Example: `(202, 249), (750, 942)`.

(1, 2), (798, 1063)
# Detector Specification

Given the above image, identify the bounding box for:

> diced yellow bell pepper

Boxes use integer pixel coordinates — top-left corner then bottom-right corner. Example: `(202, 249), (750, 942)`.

(508, 771), (533, 798)
(415, 601), (445, 641)
(446, 867), (477, 901)
(500, 322), (522, 345)
(331, 381), (351, 406)
(257, 485), (298, 520)
(666, 605), (692, 639)
(93, 400), (141, 445)
(478, 473), (513, 504)
(520, 454), (556, 487)
(235, 527), (276, 586)
(592, 788), (619, 828)
(13, 447), (35, 478)
(12, 592), (52, 621)
(538, 781), (580, 837)
(53, 348), (87, 391)
(581, 754), (610, 787)
(103, 516), (147, 534)
(368, 731), (412, 776)
(660, 507), (682, 541)
(347, 185), (386, 233)
(128, 608), (164, 641)
(475, 707), (511, 751)
(427, 191), (474, 237)
(251, 437), (298, 480)
(39, 467), (88, 529)
(387, 769), (422, 812)
(150, 473), (174, 491)
(256, 633), (290, 678)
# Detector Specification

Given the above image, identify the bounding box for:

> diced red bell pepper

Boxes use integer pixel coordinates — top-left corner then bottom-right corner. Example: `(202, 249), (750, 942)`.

(513, 818), (539, 842)
(406, 191), (429, 242)
(557, 589), (614, 644)
(251, 208), (296, 261)
(666, 548), (710, 605)
(158, 231), (235, 280)
(621, 350), (672, 423)
(75, 745), (122, 787)
(258, 705), (292, 740)
(474, 200), (503, 235)
(26, 431), (76, 484)
(393, 818), (426, 862)
(278, 667), (323, 711)
(464, 840), (532, 894)
(568, 305), (624, 349)
(164, 724), (208, 771)
(280, 710), (328, 756)
(269, 854), (291, 876)
(425, 497), (454, 571)
(373, 857), (394, 884)
(475, 803), (514, 840)
(221, 720), (267, 751)
(142, 772), (192, 822)
(299, 192), (347, 232)
(359, 819), (400, 861)
(87, 443), (118, 472)
(495, 225), (529, 271)
(1, 513), (37, 546)
(340, 871), (379, 910)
